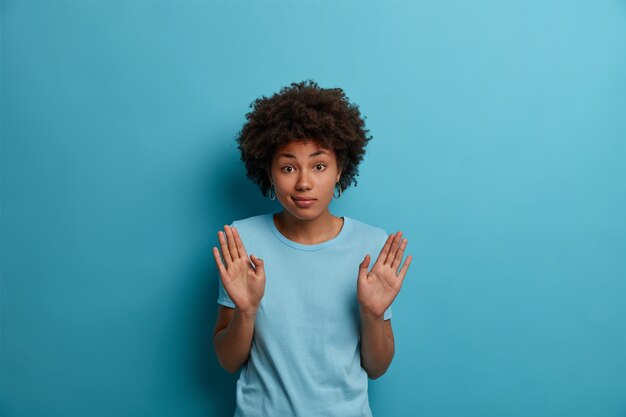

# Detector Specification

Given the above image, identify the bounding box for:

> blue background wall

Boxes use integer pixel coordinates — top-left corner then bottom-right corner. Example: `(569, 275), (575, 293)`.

(2, 1), (625, 416)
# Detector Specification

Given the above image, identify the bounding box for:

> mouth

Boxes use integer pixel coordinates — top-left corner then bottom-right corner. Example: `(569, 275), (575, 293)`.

(292, 196), (316, 207)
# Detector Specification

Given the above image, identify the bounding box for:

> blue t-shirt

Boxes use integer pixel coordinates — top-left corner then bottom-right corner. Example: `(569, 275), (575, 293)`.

(217, 212), (393, 417)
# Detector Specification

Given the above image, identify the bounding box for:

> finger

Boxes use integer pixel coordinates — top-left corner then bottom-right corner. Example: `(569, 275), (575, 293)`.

(224, 225), (240, 260)
(384, 231), (403, 265)
(391, 237), (408, 273)
(358, 255), (371, 280)
(212, 246), (227, 277)
(250, 254), (264, 276)
(397, 255), (413, 281)
(231, 226), (248, 260)
(218, 230), (233, 266)
(374, 233), (395, 268)
(359, 254), (371, 272)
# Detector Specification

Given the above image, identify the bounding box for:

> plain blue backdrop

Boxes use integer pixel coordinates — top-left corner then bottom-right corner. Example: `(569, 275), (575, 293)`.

(2, 1), (625, 416)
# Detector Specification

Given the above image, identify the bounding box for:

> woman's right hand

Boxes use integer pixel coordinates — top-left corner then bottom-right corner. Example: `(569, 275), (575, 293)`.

(213, 225), (266, 315)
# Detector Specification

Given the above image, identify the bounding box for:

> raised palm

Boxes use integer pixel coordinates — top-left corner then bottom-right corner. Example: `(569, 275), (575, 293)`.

(357, 231), (412, 318)
(213, 225), (265, 314)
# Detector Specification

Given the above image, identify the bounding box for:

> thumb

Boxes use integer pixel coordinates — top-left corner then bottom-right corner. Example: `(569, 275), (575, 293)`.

(250, 254), (265, 274)
(359, 254), (371, 273)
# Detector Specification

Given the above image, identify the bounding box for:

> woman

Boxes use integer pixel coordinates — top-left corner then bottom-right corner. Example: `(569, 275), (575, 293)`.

(212, 80), (412, 417)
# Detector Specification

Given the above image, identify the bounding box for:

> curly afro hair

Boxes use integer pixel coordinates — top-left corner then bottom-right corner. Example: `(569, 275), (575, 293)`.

(235, 79), (373, 197)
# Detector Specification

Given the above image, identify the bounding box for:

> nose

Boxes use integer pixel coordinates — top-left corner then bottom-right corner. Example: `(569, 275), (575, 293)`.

(296, 171), (312, 191)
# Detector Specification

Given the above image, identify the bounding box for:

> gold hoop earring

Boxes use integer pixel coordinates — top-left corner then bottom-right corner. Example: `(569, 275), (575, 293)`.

(269, 184), (276, 200)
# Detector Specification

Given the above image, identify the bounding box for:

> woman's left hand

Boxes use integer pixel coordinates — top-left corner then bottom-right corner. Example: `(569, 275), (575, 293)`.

(357, 231), (412, 319)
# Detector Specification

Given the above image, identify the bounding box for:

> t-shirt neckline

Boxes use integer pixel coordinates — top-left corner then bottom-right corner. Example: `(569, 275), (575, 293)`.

(266, 213), (351, 251)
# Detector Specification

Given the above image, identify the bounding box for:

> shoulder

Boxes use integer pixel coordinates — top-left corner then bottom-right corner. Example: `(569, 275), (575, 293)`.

(346, 216), (388, 241)
(228, 213), (273, 238)
(224, 213), (273, 250)
(230, 213), (271, 228)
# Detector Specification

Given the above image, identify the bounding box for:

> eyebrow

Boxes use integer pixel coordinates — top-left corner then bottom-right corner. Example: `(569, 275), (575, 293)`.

(277, 150), (329, 159)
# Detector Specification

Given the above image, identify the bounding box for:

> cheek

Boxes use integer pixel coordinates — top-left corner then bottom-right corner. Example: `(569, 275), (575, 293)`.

(323, 178), (337, 195)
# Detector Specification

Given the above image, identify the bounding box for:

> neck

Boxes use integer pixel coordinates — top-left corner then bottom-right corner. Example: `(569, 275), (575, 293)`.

(274, 210), (344, 245)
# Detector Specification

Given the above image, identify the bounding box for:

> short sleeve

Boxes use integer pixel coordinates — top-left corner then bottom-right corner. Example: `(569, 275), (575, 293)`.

(384, 305), (392, 320)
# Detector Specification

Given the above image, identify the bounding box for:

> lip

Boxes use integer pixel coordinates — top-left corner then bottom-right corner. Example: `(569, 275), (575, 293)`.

(292, 196), (316, 207)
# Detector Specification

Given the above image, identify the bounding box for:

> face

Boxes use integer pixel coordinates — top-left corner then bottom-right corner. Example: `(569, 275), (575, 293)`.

(269, 139), (342, 220)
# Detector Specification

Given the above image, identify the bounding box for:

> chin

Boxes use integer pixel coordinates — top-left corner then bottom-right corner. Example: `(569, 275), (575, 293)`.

(285, 206), (326, 220)
(289, 209), (319, 219)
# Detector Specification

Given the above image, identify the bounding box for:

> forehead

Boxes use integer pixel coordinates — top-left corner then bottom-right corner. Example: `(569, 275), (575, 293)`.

(274, 139), (335, 159)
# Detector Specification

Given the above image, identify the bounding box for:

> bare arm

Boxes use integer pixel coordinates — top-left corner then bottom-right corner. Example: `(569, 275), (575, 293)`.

(211, 224), (266, 373)
(213, 305), (258, 373)
(357, 231), (411, 379)
(360, 310), (394, 379)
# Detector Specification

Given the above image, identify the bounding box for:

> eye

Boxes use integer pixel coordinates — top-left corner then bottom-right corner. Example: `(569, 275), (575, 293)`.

(315, 164), (326, 171)
(281, 166), (294, 173)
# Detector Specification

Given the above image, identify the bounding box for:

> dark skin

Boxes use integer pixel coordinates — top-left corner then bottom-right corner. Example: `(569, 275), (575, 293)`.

(212, 141), (412, 377)
(212, 225), (264, 374)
